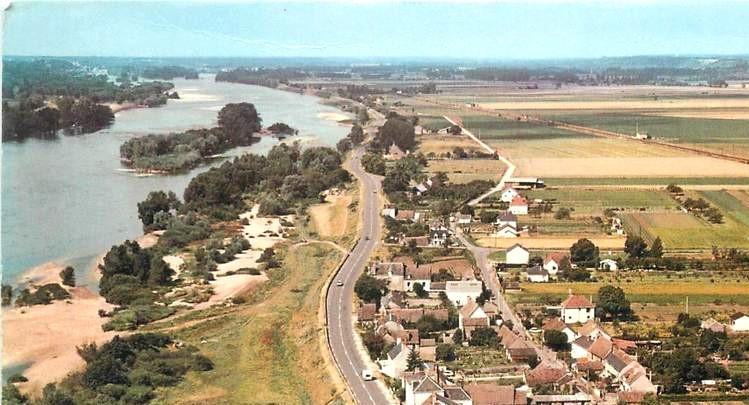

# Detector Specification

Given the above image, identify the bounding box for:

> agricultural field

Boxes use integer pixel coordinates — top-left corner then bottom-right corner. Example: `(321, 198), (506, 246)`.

(475, 235), (625, 250)
(507, 270), (749, 322)
(525, 189), (677, 215)
(617, 189), (749, 250)
(544, 177), (749, 187)
(426, 159), (506, 183)
(418, 134), (485, 156)
(418, 115), (452, 132)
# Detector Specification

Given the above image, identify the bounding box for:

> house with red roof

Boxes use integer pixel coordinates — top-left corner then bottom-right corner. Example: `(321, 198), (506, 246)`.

(561, 294), (596, 324)
(509, 195), (529, 215)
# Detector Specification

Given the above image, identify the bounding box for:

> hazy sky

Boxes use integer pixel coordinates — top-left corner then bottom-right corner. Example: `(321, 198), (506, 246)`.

(4, 1), (749, 59)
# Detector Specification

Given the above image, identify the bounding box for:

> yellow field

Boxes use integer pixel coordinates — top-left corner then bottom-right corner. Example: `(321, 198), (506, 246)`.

(478, 98), (749, 111)
(643, 110), (749, 120)
(492, 137), (690, 159)
(511, 156), (749, 178)
(308, 191), (354, 239)
(475, 235), (625, 249)
(426, 159), (506, 183)
(419, 134), (485, 155)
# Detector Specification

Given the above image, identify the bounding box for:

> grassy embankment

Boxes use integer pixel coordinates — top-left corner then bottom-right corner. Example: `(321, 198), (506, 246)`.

(150, 243), (346, 405)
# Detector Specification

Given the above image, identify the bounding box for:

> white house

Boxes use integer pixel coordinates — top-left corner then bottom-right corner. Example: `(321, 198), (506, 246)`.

(404, 267), (431, 292)
(543, 252), (567, 276)
(403, 374), (444, 405)
(501, 186), (520, 203)
(496, 211), (518, 229)
(506, 243), (530, 266)
(509, 195), (529, 215)
(526, 265), (550, 283)
(455, 213), (473, 226)
(445, 280), (483, 307)
(429, 229), (451, 247)
(732, 314), (749, 332)
(382, 206), (397, 219)
(543, 318), (577, 346)
(458, 298), (490, 337)
(494, 224), (519, 238)
(380, 341), (411, 378)
(561, 294), (596, 324)
(599, 258), (619, 271)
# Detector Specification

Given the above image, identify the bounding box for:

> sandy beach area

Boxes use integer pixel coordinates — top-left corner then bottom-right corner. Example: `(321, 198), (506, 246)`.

(104, 102), (141, 114)
(3, 269), (116, 395)
(317, 112), (351, 122)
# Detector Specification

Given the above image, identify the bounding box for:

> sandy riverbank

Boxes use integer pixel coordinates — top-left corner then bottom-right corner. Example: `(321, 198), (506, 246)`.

(317, 112), (351, 122)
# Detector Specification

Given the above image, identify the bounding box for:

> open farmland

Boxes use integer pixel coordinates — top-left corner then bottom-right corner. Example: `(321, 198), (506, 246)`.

(507, 271), (749, 322)
(426, 159), (506, 183)
(418, 115), (452, 131)
(544, 177), (749, 187)
(621, 210), (749, 249)
(418, 134), (485, 156)
(475, 235), (625, 250)
(526, 189), (676, 214)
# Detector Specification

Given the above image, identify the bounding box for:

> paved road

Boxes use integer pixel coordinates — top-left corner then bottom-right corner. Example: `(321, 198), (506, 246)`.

(326, 111), (392, 405)
(454, 230), (557, 364)
(441, 116), (516, 206)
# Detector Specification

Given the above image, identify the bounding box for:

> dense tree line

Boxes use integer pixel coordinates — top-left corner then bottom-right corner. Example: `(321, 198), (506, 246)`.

(2, 333), (212, 405)
(183, 143), (349, 216)
(2, 60), (176, 141)
(141, 65), (199, 80)
(370, 116), (416, 152)
(120, 103), (264, 173)
(215, 67), (308, 88)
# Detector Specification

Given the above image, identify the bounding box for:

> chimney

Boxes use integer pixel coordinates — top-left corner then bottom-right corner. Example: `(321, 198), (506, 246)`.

(568, 288), (573, 296)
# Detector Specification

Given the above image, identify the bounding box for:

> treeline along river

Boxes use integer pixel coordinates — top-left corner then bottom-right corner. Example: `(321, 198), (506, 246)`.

(1, 74), (350, 284)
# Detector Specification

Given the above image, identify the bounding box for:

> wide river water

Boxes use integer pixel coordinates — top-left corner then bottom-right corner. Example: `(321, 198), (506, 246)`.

(1, 74), (350, 285)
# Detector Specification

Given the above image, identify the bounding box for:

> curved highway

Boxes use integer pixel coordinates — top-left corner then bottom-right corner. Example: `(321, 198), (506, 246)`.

(326, 113), (392, 404)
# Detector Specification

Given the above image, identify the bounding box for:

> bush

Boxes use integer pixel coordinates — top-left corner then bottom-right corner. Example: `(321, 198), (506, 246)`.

(15, 283), (71, 306)
(60, 266), (76, 287)
(7, 373), (28, 383)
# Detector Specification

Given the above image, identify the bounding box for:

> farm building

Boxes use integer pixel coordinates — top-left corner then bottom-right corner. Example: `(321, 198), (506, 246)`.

(445, 280), (483, 307)
(506, 243), (530, 266)
(561, 294), (596, 324)
(455, 213), (473, 226)
(526, 265), (550, 283)
(732, 313), (749, 332)
(599, 258), (619, 271)
(494, 224), (519, 238)
(496, 211), (518, 229)
(543, 318), (577, 344)
(500, 186), (520, 203)
(508, 177), (545, 189)
(509, 195), (529, 215)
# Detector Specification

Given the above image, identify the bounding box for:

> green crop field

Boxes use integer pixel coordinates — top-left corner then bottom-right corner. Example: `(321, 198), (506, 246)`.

(537, 112), (749, 145)
(419, 116), (452, 131)
(525, 189), (677, 214)
(621, 211), (749, 249)
(699, 190), (749, 228)
(461, 114), (585, 141)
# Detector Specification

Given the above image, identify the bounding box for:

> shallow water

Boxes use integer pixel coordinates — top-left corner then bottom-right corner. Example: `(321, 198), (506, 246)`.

(1, 74), (350, 284)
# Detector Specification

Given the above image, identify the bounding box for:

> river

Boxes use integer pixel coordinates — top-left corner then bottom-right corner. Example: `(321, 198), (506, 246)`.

(1, 74), (351, 286)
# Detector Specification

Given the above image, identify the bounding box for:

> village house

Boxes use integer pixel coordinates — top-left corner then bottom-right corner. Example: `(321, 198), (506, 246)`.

(701, 318), (727, 333)
(561, 294), (596, 324)
(496, 211), (518, 229)
(506, 243), (530, 266)
(526, 265), (550, 283)
(430, 228), (452, 247)
(532, 393), (591, 405)
(509, 195), (529, 215)
(445, 280), (483, 307)
(543, 317), (577, 344)
(494, 224), (519, 238)
(459, 299), (490, 339)
(379, 340), (411, 378)
(404, 266), (432, 292)
(498, 325), (538, 363)
(455, 213), (473, 226)
(524, 359), (569, 388)
(543, 252), (568, 276)
(358, 303), (377, 325)
(732, 313), (749, 332)
(402, 372), (473, 405)
(370, 261), (406, 291)
(464, 383), (527, 405)
(500, 186), (520, 203)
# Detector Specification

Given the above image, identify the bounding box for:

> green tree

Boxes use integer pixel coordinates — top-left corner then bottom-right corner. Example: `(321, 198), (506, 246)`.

(375, 117), (416, 152)
(361, 152), (386, 175)
(447, 125), (462, 135)
(436, 343), (456, 361)
(649, 236), (664, 258)
(2, 284), (12, 306)
(354, 274), (388, 307)
(624, 235), (648, 259)
(554, 207), (572, 220)
(217, 102), (262, 141)
(406, 347), (424, 371)
(469, 327), (500, 348)
(569, 238), (599, 267)
(597, 285), (632, 321)
(413, 282), (429, 298)
(137, 191), (180, 230)
(544, 329), (570, 351)
(479, 210), (499, 224)
(39, 383), (75, 405)
(59, 266), (76, 287)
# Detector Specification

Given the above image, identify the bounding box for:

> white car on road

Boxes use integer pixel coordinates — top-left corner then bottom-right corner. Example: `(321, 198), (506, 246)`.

(361, 369), (374, 381)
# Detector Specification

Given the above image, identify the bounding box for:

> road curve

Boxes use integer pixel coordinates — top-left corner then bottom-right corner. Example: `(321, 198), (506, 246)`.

(325, 144), (392, 404)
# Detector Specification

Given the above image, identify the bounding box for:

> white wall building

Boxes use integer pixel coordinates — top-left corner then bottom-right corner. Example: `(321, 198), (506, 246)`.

(561, 295), (596, 324)
(445, 280), (483, 307)
(506, 244), (530, 266)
